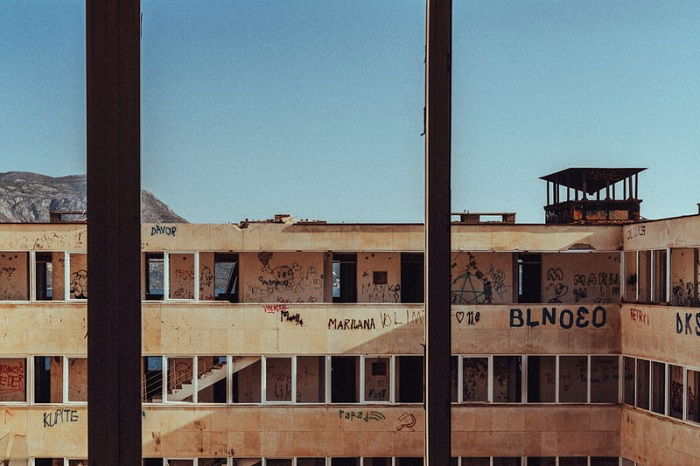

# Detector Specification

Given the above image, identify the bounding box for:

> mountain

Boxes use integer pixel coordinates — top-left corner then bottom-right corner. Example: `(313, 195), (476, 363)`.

(0, 172), (187, 223)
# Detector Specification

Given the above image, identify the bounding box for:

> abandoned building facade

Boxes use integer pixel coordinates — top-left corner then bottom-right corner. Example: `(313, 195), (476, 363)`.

(0, 170), (699, 465)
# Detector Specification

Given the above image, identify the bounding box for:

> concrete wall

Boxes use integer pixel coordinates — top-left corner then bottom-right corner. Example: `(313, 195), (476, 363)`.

(541, 253), (620, 304)
(670, 248), (696, 306)
(621, 408), (700, 464)
(0, 252), (28, 301)
(240, 252), (325, 303)
(623, 215), (700, 250)
(69, 253), (87, 300)
(620, 304), (699, 367)
(357, 253), (401, 303)
(451, 252), (513, 305)
(199, 252), (215, 301)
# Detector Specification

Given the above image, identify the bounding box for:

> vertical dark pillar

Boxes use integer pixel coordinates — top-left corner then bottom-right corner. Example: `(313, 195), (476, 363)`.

(424, 0), (452, 464)
(86, 0), (142, 463)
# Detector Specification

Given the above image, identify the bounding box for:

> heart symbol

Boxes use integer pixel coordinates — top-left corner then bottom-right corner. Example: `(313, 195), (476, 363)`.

(456, 311), (465, 323)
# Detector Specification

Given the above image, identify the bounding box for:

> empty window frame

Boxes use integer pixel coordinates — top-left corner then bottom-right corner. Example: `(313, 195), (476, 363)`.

(331, 460), (359, 466)
(169, 253), (196, 299)
(145, 253), (164, 300)
(492, 459), (521, 466)
(526, 459), (555, 466)
(68, 253), (87, 299)
(265, 357), (293, 403)
(67, 357), (87, 402)
(297, 459), (327, 466)
(364, 357), (391, 403)
(142, 356), (164, 403)
(331, 356), (360, 403)
(0, 357), (26, 402)
(688, 369), (700, 423)
(231, 460), (262, 466)
(527, 356), (555, 403)
(332, 254), (357, 303)
(493, 356), (522, 403)
(0, 251), (29, 301)
(363, 459), (392, 466)
(296, 356), (326, 403)
(35, 252), (65, 300)
(395, 459), (423, 466)
(652, 249), (667, 303)
(669, 364), (684, 419)
(395, 356), (423, 403)
(400, 252), (424, 303)
(589, 356), (618, 403)
(650, 361), (665, 414)
(450, 356), (458, 402)
(558, 460), (588, 466)
(558, 356), (587, 403)
(197, 356), (228, 403)
(232, 356), (261, 403)
(166, 357), (194, 402)
(637, 251), (652, 303)
(517, 253), (541, 304)
(265, 460), (292, 466)
(165, 460), (193, 466)
(198, 459), (228, 466)
(623, 357), (635, 405)
(34, 460), (66, 466)
(589, 459), (619, 466)
(623, 251), (636, 302)
(33, 356), (63, 403)
(214, 253), (238, 302)
(635, 359), (650, 410)
(462, 356), (489, 402)
(460, 459), (490, 466)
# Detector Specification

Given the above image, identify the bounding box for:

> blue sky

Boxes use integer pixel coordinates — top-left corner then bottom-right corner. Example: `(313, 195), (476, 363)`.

(1, 1), (699, 223)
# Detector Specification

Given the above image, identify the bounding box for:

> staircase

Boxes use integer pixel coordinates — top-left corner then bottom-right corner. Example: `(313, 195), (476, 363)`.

(143, 359), (227, 403)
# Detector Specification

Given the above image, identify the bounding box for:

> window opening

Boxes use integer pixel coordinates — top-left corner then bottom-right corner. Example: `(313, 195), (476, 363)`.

(623, 357), (635, 405)
(142, 356), (164, 403)
(68, 357), (88, 402)
(169, 253), (195, 299)
(527, 356), (555, 403)
(558, 356), (587, 403)
(145, 253), (164, 300)
(589, 356), (618, 403)
(395, 356), (424, 403)
(296, 356), (326, 403)
(687, 369), (700, 423)
(0, 357), (26, 402)
(265, 357), (292, 402)
(36, 252), (64, 300)
(493, 356), (522, 403)
(669, 364), (684, 419)
(364, 357), (390, 402)
(0, 252), (29, 301)
(400, 252), (424, 303)
(232, 357), (261, 403)
(214, 253), (238, 302)
(332, 253), (357, 303)
(68, 253), (87, 299)
(635, 359), (650, 410)
(197, 356), (227, 403)
(517, 254), (541, 303)
(331, 356), (359, 403)
(463, 357), (488, 402)
(33, 356), (63, 403)
(651, 361), (666, 414)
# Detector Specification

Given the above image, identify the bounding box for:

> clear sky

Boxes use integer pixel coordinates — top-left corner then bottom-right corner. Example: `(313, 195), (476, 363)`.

(1, 1), (699, 223)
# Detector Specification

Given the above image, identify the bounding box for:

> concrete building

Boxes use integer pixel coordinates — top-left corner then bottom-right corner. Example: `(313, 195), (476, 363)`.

(0, 169), (698, 465)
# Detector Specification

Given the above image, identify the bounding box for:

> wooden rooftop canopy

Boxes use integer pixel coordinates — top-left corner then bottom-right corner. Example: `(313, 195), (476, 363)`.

(541, 167), (646, 195)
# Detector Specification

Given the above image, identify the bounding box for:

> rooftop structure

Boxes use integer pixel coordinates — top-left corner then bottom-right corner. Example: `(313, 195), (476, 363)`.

(542, 168), (646, 224)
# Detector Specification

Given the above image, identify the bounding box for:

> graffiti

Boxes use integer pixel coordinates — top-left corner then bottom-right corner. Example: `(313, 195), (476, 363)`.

(280, 309), (304, 327)
(626, 224), (646, 240)
(451, 252), (510, 304)
(150, 225), (176, 236)
(361, 283), (401, 303)
(264, 304), (289, 313)
(546, 283), (570, 303)
(629, 308), (650, 325)
(509, 306), (607, 329)
(396, 412), (417, 432)
(338, 409), (385, 422)
(568, 272), (620, 303)
(269, 370), (292, 400)
(275, 296), (318, 303)
(0, 361), (24, 394)
(250, 253), (323, 302)
(672, 280), (695, 307)
(43, 409), (79, 428)
(675, 312), (700, 336)
(455, 310), (480, 326)
(170, 287), (192, 299)
(546, 268), (564, 281)
(3, 409), (13, 424)
(172, 268), (195, 282)
(380, 309), (424, 328)
(0, 266), (16, 278)
(70, 270), (88, 299)
(200, 265), (213, 287)
(328, 318), (376, 330)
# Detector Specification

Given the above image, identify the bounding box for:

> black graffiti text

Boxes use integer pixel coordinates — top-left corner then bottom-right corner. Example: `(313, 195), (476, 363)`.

(509, 306), (607, 329)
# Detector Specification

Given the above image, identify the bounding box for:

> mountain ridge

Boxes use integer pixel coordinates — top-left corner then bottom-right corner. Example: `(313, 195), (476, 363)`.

(0, 171), (187, 223)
